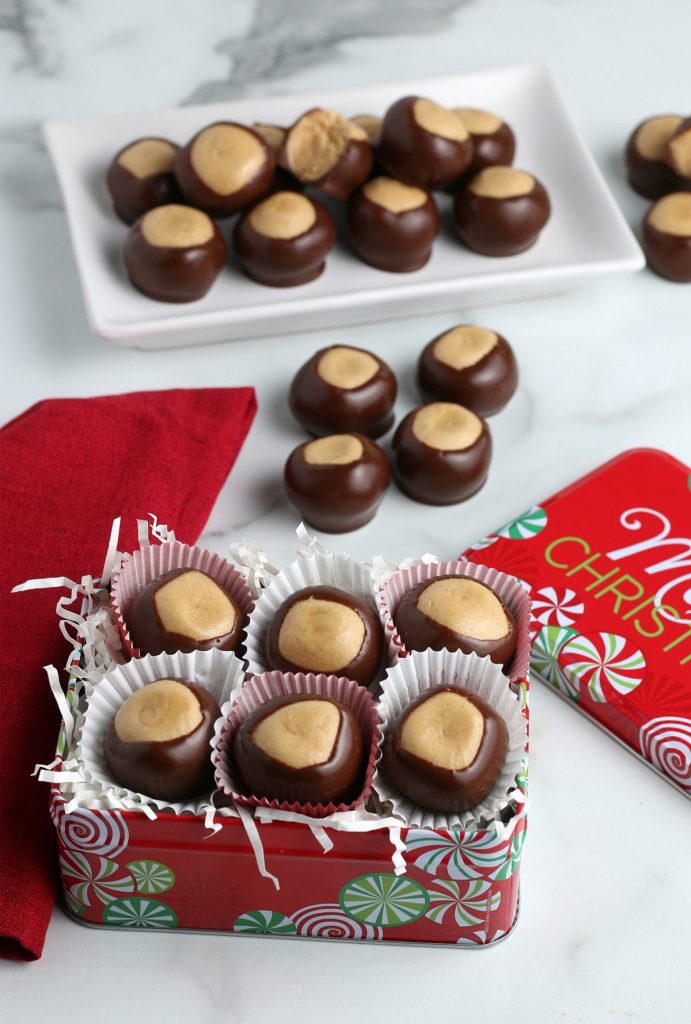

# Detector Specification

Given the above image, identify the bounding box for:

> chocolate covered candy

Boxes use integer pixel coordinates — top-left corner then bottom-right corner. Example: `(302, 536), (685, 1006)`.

(417, 325), (518, 416)
(350, 114), (383, 147)
(289, 344), (397, 439)
(665, 117), (691, 190)
(347, 176), (440, 272)
(381, 685), (509, 814)
(378, 96), (473, 191)
(279, 108), (373, 200)
(642, 192), (691, 282)
(175, 122), (275, 217)
(233, 694), (364, 806)
(104, 678), (220, 802)
(265, 585), (385, 687)
(453, 166), (550, 256)
(284, 433), (390, 533)
(233, 190), (335, 287)
(625, 115), (684, 199)
(392, 401), (491, 505)
(453, 108), (516, 176)
(393, 575), (517, 667)
(106, 137), (181, 226)
(124, 204), (225, 303)
(126, 568), (243, 656)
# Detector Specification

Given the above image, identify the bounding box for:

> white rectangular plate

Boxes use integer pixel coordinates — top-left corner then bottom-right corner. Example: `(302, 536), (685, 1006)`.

(45, 63), (644, 349)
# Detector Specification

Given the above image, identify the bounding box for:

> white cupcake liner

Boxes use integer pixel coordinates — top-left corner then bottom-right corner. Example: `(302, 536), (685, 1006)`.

(374, 648), (527, 830)
(78, 648), (247, 816)
(111, 539), (255, 659)
(377, 559), (532, 686)
(213, 670), (380, 818)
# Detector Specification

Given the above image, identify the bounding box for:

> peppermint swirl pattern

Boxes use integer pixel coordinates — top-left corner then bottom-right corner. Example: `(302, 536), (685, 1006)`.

(291, 903), (382, 940)
(639, 717), (691, 792)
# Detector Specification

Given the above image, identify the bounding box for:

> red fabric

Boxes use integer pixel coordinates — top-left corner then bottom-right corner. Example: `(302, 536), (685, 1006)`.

(0, 387), (256, 961)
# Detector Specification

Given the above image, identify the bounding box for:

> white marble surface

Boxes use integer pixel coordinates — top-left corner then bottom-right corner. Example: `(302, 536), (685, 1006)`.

(2, 0), (691, 1020)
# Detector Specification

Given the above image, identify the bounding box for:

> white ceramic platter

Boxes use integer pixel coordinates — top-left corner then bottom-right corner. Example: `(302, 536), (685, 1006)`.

(44, 63), (644, 349)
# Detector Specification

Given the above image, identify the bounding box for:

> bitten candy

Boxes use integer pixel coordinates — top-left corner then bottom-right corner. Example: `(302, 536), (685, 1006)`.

(381, 685), (509, 814)
(642, 192), (691, 282)
(232, 694), (365, 806)
(378, 96), (474, 190)
(417, 324), (518, 416)
(284, 433), (390, 533)
(453, 108), (516, 176)
(289, 344), (397, 439)
(279, 108), (373, 200)
(104, 679), (220, 802)
(393, 575), (517, 668)
(453, 166), (550, 256)
(265, 585), (385, 687)
(175, 122), (275, 217)
(126, 568), (243, 655)
(106, 137), (181, 225)
(625, 115), (684, 199)
(347, 176), (440, 273)
(392, 402), (492, 505)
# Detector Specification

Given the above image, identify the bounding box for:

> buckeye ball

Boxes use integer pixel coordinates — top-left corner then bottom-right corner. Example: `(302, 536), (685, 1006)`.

(392, 402), (491, 505)
(284, 433), (390, 533)
(123, 204), (225, 303)
(453, 108), (516, 176)
(347, 176), (440, 272)
(265, 585), (385, 687)
(417, 324), (518, 416)
(279, 108), (373, 200)
(381, 685), (509, 814)
(175, 122), (275, 217)
(453, 166), (550, 256)
(378, 96), (473, 191)
(350, 114), (383, 147)
(104, 679), (220, 802)
(394, 575), (517, 668)
(232, 694), (364, 806)
(625, 115), (684, 199)
(233, 191), (335, 287)
(642, 192), (691, 282)
(289, 344), (397, 438)
(665, 117), (691, 190)
(106, 137), (181, 226)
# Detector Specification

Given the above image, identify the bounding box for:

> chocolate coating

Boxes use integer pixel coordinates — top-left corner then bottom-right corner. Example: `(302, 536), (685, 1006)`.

(280, 108), (373, 201)
(175, 122), (275, 217)
(106, 137), (181, 225)
(126, 568), (244, 655)
(642, 192), (691, 282)
(289, 344), (397, 438)
(378, 96), (473, 191)
(284, 433), (390, 533)
(393, 575), (517, 668)
(392, 403), (492, 505)
(381, 685), (509, 814)
(665, 117), (691, 190)
(417, 326), (518, 416)
(232, 694), (365, 805)
(453, 168), (551, 256)
(123, 205), (226, 303)
(104, 680), (220, 802)
(233, 191), (335, 287)
(625, 115), (684, 199)
(464, 121), (515, 176)
(265, 584), (385, 687)
(347, 177), (440, 272)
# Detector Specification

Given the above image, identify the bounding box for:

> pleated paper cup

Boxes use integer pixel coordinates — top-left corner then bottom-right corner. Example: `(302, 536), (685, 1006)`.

(213, 671), (380, 819)
(111, 540), (255, 659)
(374, 648), (527, 830)
(79, 648), (246, 815)
(377, 559), (531, 685)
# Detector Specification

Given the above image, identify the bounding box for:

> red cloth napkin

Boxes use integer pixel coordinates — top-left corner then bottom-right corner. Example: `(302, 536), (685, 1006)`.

(0, 386), (256, 961)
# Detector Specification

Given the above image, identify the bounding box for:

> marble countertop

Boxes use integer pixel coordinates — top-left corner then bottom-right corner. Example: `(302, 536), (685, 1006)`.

(2, 1), (690, 1021)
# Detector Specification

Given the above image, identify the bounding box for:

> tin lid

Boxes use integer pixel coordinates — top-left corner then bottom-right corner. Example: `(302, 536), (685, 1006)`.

(463, 448), (691, 799)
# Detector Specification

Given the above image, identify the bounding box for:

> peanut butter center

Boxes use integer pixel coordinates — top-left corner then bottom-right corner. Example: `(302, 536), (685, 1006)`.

(416, 577), (509, 640)
(363, 176), (428, 213)
(114, 679), (202, 743)
(190, 123), (266, 195)
(433, 325), (499, 370)
(648, 192), (691, 236)
(249, 191), (316, 240)
(350, 114), (382, 143)
(453, 107), (502, 135)
(118, 138), (177, 179)
(412, 402), (483, 451)
(253, 123), (286, 155)
(277, 598), (365, 672)
(667, 126), (691, 176)
(400, 691), (484, 770)
(251, 700), (340, 769)
(285, 109), (368, 181)
(303, 434), (364, 466)
(141, 205), (214, 248)
(635, 115), (683, 160)
(470, 166), (535, 199)
(413, 98), (469, 142)
(317, 346), (379, 389)
(153, 570), (236, 641)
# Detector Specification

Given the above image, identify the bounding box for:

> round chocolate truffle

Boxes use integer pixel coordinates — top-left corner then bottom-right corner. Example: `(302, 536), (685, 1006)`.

(126, 568), (243, 656)
(347, 176), (440, 272)
(625, 115), (684, 199)
(453, 108), (516, 176)
(392, 402), (491, 505)
(284, 433), (390, 533)
(665, 117), (691, 190)
(394, 575), (517, 668)
(233, 191), (335, 287)
(279, 108), (373, 201)
(265, 585), (385, 687)
(377, 96), (473, 191)
(453, 166), (551, 256)
(417, 325), (518, 416)
(106, 137), (181, 226)
(123, 204), (226, 303)
(232, 694), (364, 806)
(289, 344), (397, 439)
(175, 122), (275, 217)
(104, 678), (220, 802)
(642, 192), (691, 282)
(381, 685), (509, 814)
